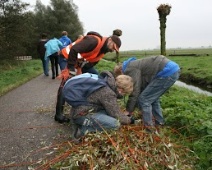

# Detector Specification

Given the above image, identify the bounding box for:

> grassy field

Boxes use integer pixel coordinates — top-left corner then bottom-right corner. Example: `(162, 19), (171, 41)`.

(120, 47), (212, 57)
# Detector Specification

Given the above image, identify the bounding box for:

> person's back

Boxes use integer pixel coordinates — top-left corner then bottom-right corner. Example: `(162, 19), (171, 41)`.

(44, 38), (63, 59)
(37, 33), (48, 59)
(37, 33), (49, 76)
(44, 38), (63, 79)
(59, 31), (72, 49)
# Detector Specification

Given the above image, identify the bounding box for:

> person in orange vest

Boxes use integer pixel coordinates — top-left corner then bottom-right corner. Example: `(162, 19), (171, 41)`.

(54, 31), (121, 123)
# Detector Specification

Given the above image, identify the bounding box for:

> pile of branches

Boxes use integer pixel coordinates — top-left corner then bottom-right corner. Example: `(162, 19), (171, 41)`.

(34, 125), (197, 170)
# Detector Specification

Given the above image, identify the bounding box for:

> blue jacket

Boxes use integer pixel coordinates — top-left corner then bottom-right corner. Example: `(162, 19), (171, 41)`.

(59, 36), (72, 49)
(44, 38), (63, 60)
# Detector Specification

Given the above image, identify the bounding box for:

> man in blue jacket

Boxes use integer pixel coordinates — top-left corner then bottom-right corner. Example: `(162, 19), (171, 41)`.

(59, 31), (72, 49)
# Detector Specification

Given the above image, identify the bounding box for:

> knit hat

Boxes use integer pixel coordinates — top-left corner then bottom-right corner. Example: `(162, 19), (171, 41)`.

(122, 57), (137, 72)
(111, 35), (121, 52)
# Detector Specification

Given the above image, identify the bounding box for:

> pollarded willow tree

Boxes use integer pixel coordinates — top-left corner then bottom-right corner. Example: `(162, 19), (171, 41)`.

(157, 4), (171, 56)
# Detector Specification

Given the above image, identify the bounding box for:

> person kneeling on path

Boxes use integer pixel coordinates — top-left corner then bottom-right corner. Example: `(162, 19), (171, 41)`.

(62, 71), (135, 142)
(114, 55), (180, 132)
(55, 31), (122, 123)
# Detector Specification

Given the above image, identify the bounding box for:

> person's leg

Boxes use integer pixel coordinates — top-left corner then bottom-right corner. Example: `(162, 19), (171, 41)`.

(58, 54), (67, 71)
(49, 55), (55, 78)
(44, 57), (49, 76)
(55, 57), (69, 123)
(69, 109), (80, 143)
(138, 71), (180, 127)
(74, 110), (120, 136)
(41, 58), (45, 74)
(152, 99), (164, 125)
(54, 54), (59, 77)
(55, 79), (70, 123)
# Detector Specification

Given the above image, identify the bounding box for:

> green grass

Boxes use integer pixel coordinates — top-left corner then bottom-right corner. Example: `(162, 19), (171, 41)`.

(119, 47), (212, 56)
(0, 59), (42, 96)
(169, 56), (212, 89)
(162, 86), (212, 169)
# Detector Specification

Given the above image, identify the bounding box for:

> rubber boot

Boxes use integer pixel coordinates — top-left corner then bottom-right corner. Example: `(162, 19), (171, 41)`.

(55, 80), (70, 123)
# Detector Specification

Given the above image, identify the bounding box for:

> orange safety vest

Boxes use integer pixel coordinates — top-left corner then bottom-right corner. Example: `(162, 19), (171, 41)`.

(61, 35), (107, 63)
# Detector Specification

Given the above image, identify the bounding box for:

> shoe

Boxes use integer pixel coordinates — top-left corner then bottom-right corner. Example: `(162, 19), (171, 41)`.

(70, 121), (82, 144)
(155, 120), (165, 127)
(74, 128), (83, 139)
(52, 76), (55, 79)
(144, 126), (156, 134)
(54, 115), (70, 123)
(71, 128), (83, 144)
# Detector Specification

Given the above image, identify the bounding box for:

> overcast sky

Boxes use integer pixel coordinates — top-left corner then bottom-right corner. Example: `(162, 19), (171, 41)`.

(23, 0), (212, 51)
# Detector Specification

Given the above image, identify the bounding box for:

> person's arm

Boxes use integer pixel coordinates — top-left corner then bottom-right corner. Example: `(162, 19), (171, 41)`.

(99, 87), (132, 125)
(69, 37), (72, 44)
(125, 68), (142, 112)
(67, 36), (98, 71)
(57, 39), (63, 49)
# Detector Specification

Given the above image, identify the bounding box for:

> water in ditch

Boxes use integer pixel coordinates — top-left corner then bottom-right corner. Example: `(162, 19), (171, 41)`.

(175, 81), (212, 96)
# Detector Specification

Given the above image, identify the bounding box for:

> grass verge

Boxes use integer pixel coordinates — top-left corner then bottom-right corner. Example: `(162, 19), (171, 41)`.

(0, 59), (42, 96)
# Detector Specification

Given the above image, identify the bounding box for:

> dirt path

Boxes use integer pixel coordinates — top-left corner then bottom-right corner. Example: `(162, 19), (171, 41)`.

(0, 74), (71, 170)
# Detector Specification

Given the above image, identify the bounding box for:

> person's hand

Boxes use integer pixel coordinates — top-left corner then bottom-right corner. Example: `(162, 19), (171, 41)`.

(57, 68), (75, 80)
(123, 111), (133, 116)
(123, 111), (129, 116)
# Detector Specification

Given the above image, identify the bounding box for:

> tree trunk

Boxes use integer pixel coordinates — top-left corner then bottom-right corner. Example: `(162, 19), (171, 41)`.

(159, 17), (167, 56)
(115, 52), (119, 63)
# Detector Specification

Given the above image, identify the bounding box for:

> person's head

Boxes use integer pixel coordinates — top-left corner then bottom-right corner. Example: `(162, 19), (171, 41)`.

(107, 35), (121, 53)
(113, 29), (122, 37)
(62, 31), (68, 36)
(114, 63), (123, 77)
(41, 33), (47, 39)
(116, 75), (133, 95)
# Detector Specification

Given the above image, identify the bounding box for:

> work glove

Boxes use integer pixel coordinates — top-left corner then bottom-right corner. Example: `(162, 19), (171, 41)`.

(57, 68), (76, 81)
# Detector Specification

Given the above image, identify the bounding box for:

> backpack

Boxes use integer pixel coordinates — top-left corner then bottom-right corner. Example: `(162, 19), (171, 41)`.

(86, 31), (102, 40)
(63, 73), (107, 107)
